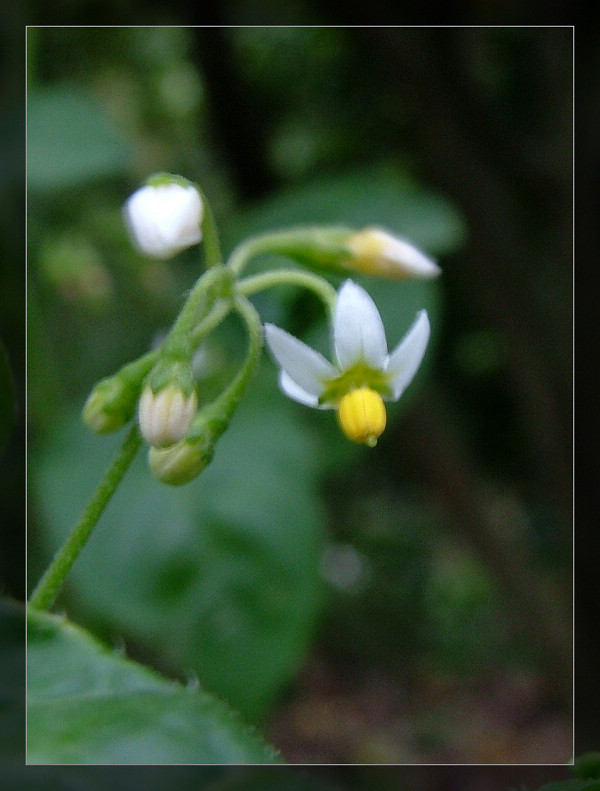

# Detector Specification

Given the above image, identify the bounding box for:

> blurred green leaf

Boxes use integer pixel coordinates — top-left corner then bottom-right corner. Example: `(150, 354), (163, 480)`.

(27, 84), (131, 192)
(573, 754), (600, 781)
(224, 164), (466, 260)
(27, 608), (282, 764)
(31, 366), (326, 723)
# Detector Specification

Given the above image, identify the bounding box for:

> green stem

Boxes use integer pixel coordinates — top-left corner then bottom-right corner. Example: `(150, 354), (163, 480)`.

(190, 299), (232, 347)
(222, 294), (264, 413)
(162, 264), (233, 359)
(237, 269), (337, 320)
(110, 298), (232, 390)
(204, 295), (264, 427)
(28, 424), (142, 612)
(227, 231), (302, 276)
(197, 186), (222, 269)
(227, 226), (350, 278)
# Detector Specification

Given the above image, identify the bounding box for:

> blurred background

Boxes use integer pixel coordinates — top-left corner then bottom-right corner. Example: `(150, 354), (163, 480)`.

(21, 24), (576, 764)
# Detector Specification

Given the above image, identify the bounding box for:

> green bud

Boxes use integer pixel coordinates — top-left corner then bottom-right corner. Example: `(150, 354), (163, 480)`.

(148, 435), (213, 485)
(147, 394), (232, 485)
(82, 375), (139, 434)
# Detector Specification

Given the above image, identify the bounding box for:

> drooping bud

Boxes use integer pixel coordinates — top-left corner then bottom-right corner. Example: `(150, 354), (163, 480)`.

(123, 173), (203, 260)
(148, 436), (213, 486)
(337, 386), (387, 447)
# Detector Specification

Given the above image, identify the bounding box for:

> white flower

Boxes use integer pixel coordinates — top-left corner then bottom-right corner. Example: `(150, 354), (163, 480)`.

(123, 177), (203, 260)
(265, 279), (431, 446)
(344, 227), (440, 279)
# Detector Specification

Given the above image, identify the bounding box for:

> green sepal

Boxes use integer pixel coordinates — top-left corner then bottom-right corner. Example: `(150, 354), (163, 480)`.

(144, 171), (197, 190)
(319, 363), (392, 405)
(146, 358), (197, 398)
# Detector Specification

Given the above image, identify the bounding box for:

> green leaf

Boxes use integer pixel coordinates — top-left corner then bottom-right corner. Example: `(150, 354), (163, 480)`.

(31, 366), (326, 723)
(574, 754), (600, 781)
(224, 163), (466, 260)
(27, 84), (131, 192)
(27, 607), (282, 764)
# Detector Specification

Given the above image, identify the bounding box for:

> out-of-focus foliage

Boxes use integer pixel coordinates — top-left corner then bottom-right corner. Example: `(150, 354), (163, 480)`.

(32, 378), (326, 723)
(26, 25), (572, 765)
(27, 608), (282, 764)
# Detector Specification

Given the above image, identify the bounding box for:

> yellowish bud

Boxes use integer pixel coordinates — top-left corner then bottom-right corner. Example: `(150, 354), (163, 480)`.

(345, 227), (440, 280)
(138, 383), (197, 448)
(337, 387), (386, 447)
(148, 439), (212, 485)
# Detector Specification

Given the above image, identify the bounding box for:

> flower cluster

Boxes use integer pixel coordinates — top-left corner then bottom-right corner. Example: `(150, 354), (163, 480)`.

(83, 172), (440, 486)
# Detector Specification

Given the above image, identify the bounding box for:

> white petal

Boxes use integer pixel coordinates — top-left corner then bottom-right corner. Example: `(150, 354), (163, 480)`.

(385, 310), (431, 400)
(279, 371), (328, 408)
(124, 183), (202, 260)
(265, 324), (336, 401)
(379, 232), (441, 278)
(155, 186), (202, 248)
(333, 280), (388, 371)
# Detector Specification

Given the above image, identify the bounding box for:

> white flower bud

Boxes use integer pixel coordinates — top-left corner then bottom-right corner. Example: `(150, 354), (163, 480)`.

(345, 227), (440, 279)
(138, 383), (198, 448)
(123, 178), (203, 260)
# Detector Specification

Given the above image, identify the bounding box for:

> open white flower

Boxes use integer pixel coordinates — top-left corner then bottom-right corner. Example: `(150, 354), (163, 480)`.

(265, 279), (431, 446)
(123, 175), (203, 260)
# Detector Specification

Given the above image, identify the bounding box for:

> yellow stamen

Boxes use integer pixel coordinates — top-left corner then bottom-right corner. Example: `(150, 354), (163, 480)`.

(337, 387), (387, 447)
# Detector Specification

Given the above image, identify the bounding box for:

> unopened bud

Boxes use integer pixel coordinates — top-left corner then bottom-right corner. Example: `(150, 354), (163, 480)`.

(83, 376), (139, 434)
(138, 383), (198, 448)
(344, 227), (440, 279)
(148, 436), (213, 485)
(123, 174), (203, 260)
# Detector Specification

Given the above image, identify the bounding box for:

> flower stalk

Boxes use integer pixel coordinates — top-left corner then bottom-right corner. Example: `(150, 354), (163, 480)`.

(28, 424), (143, 611)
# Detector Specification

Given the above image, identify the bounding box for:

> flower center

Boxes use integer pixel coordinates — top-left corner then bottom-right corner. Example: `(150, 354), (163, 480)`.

(319, 363), (391, 405)
(337, 386), (387, 447)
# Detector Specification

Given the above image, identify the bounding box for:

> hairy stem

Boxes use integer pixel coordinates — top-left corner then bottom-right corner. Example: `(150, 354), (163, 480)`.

(28, 424), (142, 612)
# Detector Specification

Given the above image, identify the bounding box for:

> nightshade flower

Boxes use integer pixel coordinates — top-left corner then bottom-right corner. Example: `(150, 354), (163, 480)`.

(265, 279), (431, 446)
(123, 174), (203, 260)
